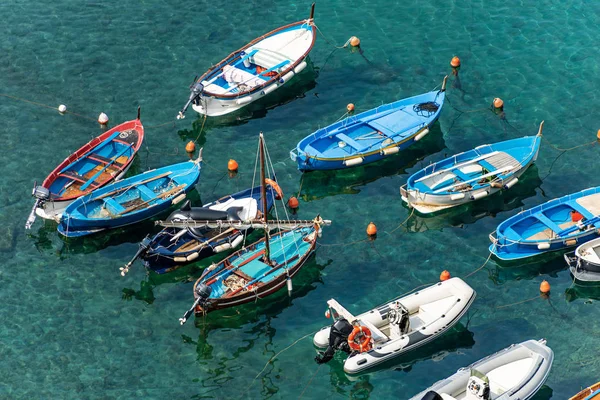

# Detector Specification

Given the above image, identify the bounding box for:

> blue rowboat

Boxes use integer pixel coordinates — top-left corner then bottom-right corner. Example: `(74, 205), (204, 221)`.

(490, 186), (600, 261)
(58, 156), (202, 238)
(178, 5), (316, 118)
(129, 183), (279, 275)
(291, 77), (447, 171)
(401, 123), (543, 214)
(25, 111), (144, 228)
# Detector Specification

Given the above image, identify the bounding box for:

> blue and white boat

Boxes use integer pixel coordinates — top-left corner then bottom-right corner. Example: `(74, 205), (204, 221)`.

(178, 5), (316, 118)
(490, 186), (600, 261)
(401, 123), (543, 214)
(290, 77), (447, 171)
(58, 156), (202, 238)
(121, 182), (279, 275)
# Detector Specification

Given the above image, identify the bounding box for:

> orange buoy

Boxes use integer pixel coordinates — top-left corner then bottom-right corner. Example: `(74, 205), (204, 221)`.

(540, 280), (551, 294)
(450, 56), (461, 68)
(366, 222), (377, 236)
(185, 141), (195, 153)
(349, 36), (361, 47)
(597, 129), (600, 141)
(440, 270), (451, 281)
(227, 159), (239, 172)
(288, 196), (299, 209)
(347, 103), (355, 113)
(493, 98), (504, 109)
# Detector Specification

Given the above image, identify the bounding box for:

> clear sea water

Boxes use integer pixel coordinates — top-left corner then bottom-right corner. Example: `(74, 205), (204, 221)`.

(2, 0), (600, 398)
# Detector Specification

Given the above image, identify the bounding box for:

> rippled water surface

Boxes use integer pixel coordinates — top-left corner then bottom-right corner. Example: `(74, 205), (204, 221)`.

(2, 0), (600, 398)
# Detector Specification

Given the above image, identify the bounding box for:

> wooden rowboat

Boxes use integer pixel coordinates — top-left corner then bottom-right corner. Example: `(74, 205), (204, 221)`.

(570, 382), (600, 400)
(25, 109), (144, 228)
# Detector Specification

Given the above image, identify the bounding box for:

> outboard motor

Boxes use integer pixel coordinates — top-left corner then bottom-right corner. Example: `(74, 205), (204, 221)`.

(388, 301), (410, 338)
(178, 81), (204, 119)
(195, 283), (213, 309)
(25, 183), (50, 229)
(466, 370), (491, 400)
(421, 391), (444, 400)
(315, 318), (353, 364)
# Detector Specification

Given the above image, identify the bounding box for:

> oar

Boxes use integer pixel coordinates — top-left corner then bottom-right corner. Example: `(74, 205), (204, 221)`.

(91, 171), (173, 201)
(117, 184), (186, 215)
(156, 218), (332, 230)
(80, 143), (133, 191)
(179, 297), (202, 325)
(558, 216), (600, 237)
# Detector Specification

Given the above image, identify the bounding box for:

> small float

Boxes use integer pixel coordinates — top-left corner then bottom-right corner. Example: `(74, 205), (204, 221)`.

(313, 278), (476, 374)
(565, 238), (600, 283)
(178, 4), (316, 118)
(490, 186), (600, 261)
(25, 109), (144, 228)
(569, 382), (600, 400)
(409, 339), (553, 400)
(291, 76), (447, 171)
(58, 156), (202, 238)
(401, 123), (543, 214)
(123, 182), (278, 275)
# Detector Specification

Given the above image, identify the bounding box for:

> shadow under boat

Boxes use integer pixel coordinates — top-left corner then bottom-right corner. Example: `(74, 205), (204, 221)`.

(298, 125), (447, 202)
(565, 282), (600, 302)
(322, 323), (474, 382)
(405, 165), (543, 233)
(487, 251), (568, 286)
(178, 62), (318, 133)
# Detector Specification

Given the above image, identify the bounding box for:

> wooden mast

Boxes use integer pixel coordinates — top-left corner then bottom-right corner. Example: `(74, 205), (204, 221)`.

(259, 132), (271, 264)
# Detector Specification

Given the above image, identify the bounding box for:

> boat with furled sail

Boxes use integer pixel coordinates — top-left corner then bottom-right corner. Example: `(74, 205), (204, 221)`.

(177, 4), (316, 118)
(25, 108), (144, 228)
(178, 133), (330, 324)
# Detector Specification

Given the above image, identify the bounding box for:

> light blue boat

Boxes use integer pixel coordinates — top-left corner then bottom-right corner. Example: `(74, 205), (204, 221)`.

(490, 186), (600, 261)
(58, 156), (202, 238)
(291, 77), (447, 171)
(401, 124), (543, 214)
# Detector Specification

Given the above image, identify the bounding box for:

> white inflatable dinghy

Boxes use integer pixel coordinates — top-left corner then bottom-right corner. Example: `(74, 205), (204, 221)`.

(409, 339), (553, 400)
(313, 277), (476, 374)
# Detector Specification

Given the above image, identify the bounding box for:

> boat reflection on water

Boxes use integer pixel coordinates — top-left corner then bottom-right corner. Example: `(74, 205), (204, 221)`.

(488, 252), (567, 286)
(405, 165), (542, 233)
(298, 125), (446, 202)
(565, 283), (600, 303)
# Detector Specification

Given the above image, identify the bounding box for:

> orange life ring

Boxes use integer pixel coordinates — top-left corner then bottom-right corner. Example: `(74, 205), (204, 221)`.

(347, 325), (372, 352)
(265, 178), (283, 200)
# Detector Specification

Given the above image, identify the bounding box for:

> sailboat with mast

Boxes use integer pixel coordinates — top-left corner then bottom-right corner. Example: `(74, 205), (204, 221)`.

(176, 132), (330, 324)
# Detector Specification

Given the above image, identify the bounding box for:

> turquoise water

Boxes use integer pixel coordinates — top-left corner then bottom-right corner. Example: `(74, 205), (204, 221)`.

(2, 0), (600, 398)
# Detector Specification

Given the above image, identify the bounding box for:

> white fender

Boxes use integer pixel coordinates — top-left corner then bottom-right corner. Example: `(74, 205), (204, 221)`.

(235, 96), (253, 105)
(450, 193), (465, 201)
(170, 229), (188, 242)
(261, 84), (278, 96)
(186, 252), (199, 262)
(503, 177), (518, 189)
(294, 60), (307, 74)
(414, 128), (430, 142)
(537, 242), (551, 250)
(230, 235), (244, 249)
(344, 157), (364, 167)
(381, 146), (399, 155)
(172, 193), (186, 205)
(214, 242), (232, 253)
(174, 256), (187, 263)
(470, 191), (489, 201)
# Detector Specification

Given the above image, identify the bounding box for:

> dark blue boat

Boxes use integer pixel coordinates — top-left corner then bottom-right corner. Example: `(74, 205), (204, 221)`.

(291, 77), (446, 171)
(58, 158), (202, 238)
(124, 183), (279, 275)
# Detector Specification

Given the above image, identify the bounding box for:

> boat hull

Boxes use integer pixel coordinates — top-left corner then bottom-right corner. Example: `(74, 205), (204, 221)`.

(408, 339), (553, 400)
(401, 136), (541, 215)
(565, 238), (600, 282)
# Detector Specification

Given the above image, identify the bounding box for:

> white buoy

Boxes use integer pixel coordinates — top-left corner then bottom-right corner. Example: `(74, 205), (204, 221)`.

(287, 278), (293, 295)
(58, 104), (67, 113)
(98, 112), (109, 125)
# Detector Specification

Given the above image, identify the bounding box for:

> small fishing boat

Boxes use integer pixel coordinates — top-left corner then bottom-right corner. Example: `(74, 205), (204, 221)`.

(177, 4), (316, 118)
(490, 186), (600, 261)
(290, 76), (447, 171)
(178, 133), (330, 324)
(401, 123), (543, 214)
(313, 278), (476, 374)
(58, 156), (202, 238)
(25, 109), (144, 228)
(121, 182), (280, 275)
(565, 238), (600, 283)
(409, 339), (553, 400)
(569, 382), (600, 400)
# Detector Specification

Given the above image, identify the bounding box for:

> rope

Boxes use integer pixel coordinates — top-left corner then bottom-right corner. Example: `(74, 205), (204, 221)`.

(494, 295), (540, 309)
(0, 93), (97, 122)
(314, 24), (351, 49)
(194, 113), (208, 144)
(298, 364), (322, 399)
(542, 136), (597, 152)
(462, 251), (493, 279)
